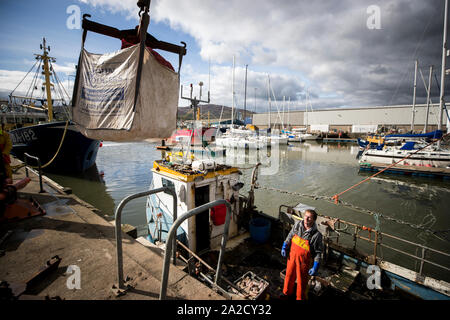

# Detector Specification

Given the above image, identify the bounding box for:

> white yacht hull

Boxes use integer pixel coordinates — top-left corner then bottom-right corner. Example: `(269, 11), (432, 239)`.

(359, 148), (450, 168)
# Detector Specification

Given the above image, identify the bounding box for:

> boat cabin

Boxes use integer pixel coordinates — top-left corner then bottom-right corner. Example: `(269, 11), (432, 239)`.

(147, 159), (243, 254)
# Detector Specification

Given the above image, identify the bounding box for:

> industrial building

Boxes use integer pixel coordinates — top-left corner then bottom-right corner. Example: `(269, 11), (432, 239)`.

(252, 103), (449, 134)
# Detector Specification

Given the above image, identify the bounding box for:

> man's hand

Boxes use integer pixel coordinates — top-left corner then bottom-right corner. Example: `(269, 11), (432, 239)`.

(308, 261), (320, 276)
(281, 242), (288, 258)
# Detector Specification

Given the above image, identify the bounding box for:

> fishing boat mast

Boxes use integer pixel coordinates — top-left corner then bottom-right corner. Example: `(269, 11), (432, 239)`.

(35, 37), (55, 122)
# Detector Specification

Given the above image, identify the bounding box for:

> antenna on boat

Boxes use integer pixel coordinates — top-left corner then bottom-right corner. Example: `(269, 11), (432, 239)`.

(180, 82), (210, 122)
(180, 81), (210, 163)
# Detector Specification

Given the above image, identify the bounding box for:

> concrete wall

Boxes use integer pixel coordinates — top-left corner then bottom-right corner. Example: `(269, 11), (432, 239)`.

(252, 104), (448, 132)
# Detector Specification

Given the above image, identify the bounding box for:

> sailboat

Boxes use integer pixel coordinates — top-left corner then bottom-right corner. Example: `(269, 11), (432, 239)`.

(359, 4), (450, 171)
(300, 89), (320, 141)
(7, 38), (100, 173)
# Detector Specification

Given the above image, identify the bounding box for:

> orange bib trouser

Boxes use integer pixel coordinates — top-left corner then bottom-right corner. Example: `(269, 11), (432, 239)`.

(283, 235), (311, 300)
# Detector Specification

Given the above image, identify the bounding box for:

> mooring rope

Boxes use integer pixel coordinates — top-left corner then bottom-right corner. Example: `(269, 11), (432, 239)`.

(332, 131), (450, 204)
(254, 184), (449, 242)
(11, 120), (70, 172)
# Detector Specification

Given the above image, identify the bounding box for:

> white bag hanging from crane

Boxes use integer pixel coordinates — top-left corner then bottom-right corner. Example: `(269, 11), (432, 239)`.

(73, 44), (178, 141)
(71, 6), (186, 142)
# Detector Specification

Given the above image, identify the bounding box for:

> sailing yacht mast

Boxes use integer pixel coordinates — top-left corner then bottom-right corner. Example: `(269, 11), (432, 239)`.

(267, 74), (271, 130)
(411, 60), (418, 132)
(244, 64), (248, 123)
(424, 65), (433, 133)
(439, 0), (449, 142)
(305, 89), (309, 131)
(231, 56), (235, 126)
(288, 97), (291, 131)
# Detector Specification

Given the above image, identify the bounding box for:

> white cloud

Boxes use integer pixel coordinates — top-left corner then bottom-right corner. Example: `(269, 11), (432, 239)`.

(0, 66), (74, 101)
(0, 70), (32, 93)
(78, 0), (137, 19)
(57, 1), (450, 108)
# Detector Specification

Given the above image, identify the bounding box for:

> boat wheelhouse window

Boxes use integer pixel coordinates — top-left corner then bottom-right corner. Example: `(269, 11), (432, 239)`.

(162, 178), (175, 195)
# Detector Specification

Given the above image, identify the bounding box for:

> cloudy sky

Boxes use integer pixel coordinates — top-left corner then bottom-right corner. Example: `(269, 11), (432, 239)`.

(0, 0), (448, 112)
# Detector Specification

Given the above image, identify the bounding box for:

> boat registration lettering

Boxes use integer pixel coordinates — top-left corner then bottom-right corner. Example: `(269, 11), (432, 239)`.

(11, 128), (37, 144)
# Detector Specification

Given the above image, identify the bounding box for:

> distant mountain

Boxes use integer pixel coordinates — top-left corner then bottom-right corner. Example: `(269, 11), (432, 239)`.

(178, 104), (255, 121)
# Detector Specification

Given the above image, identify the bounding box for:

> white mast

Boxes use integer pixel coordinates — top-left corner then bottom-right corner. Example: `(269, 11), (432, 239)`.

(288, 96), (291, 130)
(411, 60), (418, 132)
(231, 56), (235, 126)
(439, 0), (449, 143)
(267, 74), (271, 130)
(305, 89), (309, 131)
(424, 65), (433, 133)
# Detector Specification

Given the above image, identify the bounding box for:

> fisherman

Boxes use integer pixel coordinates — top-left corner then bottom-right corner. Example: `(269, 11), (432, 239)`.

(281, 209), (323, 300)
(0, 121), (12, 184)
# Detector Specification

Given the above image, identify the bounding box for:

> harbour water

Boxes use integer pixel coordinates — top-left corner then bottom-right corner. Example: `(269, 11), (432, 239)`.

(46, 140), (450, 282)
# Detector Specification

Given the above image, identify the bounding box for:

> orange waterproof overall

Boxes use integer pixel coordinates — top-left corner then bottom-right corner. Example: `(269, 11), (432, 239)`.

(283, 235), (311, 300)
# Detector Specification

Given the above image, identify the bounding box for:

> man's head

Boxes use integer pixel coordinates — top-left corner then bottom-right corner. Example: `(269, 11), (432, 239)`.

(303, 209), (318, 229)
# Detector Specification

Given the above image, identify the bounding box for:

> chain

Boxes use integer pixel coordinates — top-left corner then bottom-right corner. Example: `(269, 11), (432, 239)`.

(255, 184), (448, 240)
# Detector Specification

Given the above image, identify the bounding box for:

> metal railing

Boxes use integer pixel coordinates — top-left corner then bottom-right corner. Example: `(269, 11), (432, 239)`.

(115, 187), (177, 289)
(24, 153), (43, 193)
(279, 208), (450, 278)
(159, 199), (232, 300)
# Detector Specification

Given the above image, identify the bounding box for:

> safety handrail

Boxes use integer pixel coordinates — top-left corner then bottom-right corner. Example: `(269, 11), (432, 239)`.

(23, 153), (43, 193)
(279, 208), (450, 277)
(159, 199), (232, 300)
(115, 187), (177, 289)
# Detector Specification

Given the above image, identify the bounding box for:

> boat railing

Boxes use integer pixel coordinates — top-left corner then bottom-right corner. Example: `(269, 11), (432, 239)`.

(160, 199), (232, 300)
(279, 207), (450, 281)
(23, 153), (43, 193)
(114, 187), (177, 290)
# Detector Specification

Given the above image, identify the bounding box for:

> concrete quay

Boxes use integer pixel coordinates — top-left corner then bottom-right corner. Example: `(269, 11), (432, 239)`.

(0, 158), (224, 300)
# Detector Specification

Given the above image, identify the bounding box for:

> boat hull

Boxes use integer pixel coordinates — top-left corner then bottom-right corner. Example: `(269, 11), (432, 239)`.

(359, 148), (450, 168)
(9, 121), (100, 173)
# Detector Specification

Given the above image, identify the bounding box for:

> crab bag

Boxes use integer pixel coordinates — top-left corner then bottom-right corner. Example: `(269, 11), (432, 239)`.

(73, 44), (179, 141)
